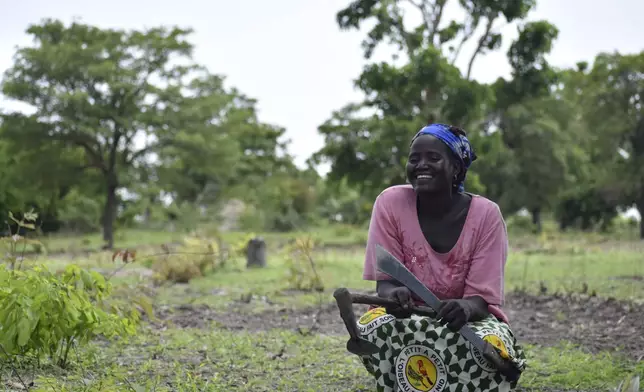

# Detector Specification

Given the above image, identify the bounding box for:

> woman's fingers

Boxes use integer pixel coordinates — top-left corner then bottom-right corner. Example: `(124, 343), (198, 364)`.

(446, 316), (466, 331)
(394, 290), (410, 309)
(439, 302), (467, 331)
(437, 301), (456, 319)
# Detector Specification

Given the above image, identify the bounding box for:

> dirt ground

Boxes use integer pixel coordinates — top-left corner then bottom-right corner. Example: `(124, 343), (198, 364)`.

(153, 291), (644, 361)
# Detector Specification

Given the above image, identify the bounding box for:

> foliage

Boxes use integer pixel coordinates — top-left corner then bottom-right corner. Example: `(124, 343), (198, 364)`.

(0, 264), (137, 368)
(315, 177), (374, 225)
(2, 7), (644, 239)
(0, 210), (46, 268)
(0, 19), (293, 247)
(237, 172), (319, 232)
(555, 182), (620, 232)
(582, 52), (644, 236)
(56, 188), (103, 233)
(284, 237), (324, 292)
(149, 232), (245, 284)
(312, 0), (562, 217)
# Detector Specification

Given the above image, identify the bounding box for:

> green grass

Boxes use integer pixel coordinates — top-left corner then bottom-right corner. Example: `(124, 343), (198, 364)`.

(149, 242), (643, 310)
(219, 224), (369, 249)
(521, 343), (643, 391)
(506, 249), (644, 300)
(11, 329), (643, 391)
(2, 226), (643, 391)
(29, 228), (183, 254)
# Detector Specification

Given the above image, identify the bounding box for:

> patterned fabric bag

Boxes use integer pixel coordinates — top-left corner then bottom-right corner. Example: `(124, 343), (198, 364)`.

(355, 307), (527, 392)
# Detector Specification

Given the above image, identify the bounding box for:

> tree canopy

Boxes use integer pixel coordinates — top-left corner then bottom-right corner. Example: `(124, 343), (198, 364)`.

(1, 8), (643, 241)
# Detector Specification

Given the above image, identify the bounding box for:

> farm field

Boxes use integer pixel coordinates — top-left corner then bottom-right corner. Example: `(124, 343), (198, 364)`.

(2, 226), (643, 392)
(2, 2), (644, 392)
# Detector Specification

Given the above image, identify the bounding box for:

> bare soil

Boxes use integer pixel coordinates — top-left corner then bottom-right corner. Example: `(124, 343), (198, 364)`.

(152, 291), (644, 361)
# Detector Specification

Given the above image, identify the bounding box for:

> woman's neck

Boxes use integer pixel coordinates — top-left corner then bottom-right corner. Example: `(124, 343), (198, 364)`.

(417, 191), (459, 219)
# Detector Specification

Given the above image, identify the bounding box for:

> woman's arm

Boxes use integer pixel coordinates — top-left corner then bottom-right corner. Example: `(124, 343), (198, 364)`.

(376, 280), (404, 298)
(362, 191), (405, 282)
(363, 191), (415, 315)
(462, 202), (508, 316)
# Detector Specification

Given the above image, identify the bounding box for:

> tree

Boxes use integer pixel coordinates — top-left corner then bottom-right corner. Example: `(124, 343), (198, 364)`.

(582, 51), (644, 238)
(501, 97), (576, 230)
(313, 0), (540, 200)
(0, 120), (91, 232)
(0, 19), (253, 247)
(337, 0), (535, 77)
(476, 20), (562, 229)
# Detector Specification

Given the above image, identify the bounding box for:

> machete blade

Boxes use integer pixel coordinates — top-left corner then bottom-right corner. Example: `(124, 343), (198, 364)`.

(375, 244), (487, 352)
(375, 244), (442, 311)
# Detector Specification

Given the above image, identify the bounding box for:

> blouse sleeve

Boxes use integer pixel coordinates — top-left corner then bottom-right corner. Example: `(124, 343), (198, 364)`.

(462, 203), (508, 307)
(362, 192), (404, 281)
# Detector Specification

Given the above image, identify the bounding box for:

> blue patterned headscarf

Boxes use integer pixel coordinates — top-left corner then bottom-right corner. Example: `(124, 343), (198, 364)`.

(410, 123), (477, 193)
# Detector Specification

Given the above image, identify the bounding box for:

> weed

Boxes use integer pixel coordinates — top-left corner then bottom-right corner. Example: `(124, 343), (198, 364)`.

(0, 210), (46, 269)
(284, 236), (324, 292)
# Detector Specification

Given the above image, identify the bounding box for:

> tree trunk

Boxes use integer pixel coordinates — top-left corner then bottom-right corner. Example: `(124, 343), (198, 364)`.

(246, 237), (267, 268)
(102, 175), (118, 249)
(638, 202), (644, 240)
(531, 207), (542, 233)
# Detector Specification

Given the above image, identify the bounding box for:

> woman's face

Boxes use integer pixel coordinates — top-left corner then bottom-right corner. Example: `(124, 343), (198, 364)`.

(406, 134), (459, 195)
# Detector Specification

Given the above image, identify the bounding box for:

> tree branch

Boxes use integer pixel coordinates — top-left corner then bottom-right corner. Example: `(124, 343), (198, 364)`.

(59, 131), (107, 173)
(108, 130), (122, 175)
(450, 17), (478, 65)
(429, 0), (447, 46)
(127, 141), (162, 165)
(466, 16), (495, 80)
(407, 0), (448, 47)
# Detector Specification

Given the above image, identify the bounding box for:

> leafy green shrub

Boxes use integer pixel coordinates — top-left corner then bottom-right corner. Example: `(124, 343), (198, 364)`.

(0, 264), (138, 368)
(152, 255), (204, 284)
(554, 184), (619, 232)
(284, 237), (324, 292)
(57, 189), (102, 233)
(506, 214), (536, 233)
(151, 234), (231, 284)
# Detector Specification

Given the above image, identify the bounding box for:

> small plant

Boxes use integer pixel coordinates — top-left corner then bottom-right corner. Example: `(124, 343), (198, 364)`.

(0, 210), (46, 269)
(153, 255), (204, 284)
(0, 263), (137, 368)
(108, 249), (155, 321)
(151, 235), (224, 284)
(284, 236), (324, 292)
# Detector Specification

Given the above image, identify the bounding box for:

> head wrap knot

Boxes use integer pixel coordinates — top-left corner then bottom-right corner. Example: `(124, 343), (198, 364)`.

(411, 123), (477, 193)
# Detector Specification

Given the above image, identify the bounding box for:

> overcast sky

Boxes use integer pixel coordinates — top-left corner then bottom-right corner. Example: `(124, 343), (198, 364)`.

(1, 0), (643, 169)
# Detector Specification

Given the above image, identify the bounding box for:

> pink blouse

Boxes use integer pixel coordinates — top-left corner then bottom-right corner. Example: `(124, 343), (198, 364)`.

(362, 185), (509, 324)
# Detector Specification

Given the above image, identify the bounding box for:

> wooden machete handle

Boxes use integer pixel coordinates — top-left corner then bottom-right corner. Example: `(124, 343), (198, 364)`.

(349, 293), (437, 317)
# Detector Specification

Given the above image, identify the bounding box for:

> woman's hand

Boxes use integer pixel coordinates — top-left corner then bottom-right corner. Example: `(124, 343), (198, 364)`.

(437, 300), (472, 331)
(388, 287), (415, 309)
(438, 296), (489, 331)
(385, 287), (415, 318)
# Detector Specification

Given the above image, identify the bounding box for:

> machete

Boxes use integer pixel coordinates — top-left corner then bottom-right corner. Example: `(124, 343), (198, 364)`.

(375, 244), (522, 382)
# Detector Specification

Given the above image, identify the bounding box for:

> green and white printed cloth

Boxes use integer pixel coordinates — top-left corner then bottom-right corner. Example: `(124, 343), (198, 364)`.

(355, 307), (527, 392)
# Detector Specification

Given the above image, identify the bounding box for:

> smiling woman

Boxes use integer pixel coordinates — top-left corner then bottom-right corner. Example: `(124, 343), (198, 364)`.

(349, 123), (527, 391)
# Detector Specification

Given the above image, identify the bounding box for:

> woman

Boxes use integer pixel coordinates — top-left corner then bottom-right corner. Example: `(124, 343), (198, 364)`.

(356, 123), (525, 392)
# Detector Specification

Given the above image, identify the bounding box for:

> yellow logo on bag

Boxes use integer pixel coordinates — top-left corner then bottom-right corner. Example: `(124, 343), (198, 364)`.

(396, 345), (447, 392)
(406, 355), (438, 391)
(358, 307), (387, 325)
(470, 329), (513, 372)
(357, 307), (395, 335)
